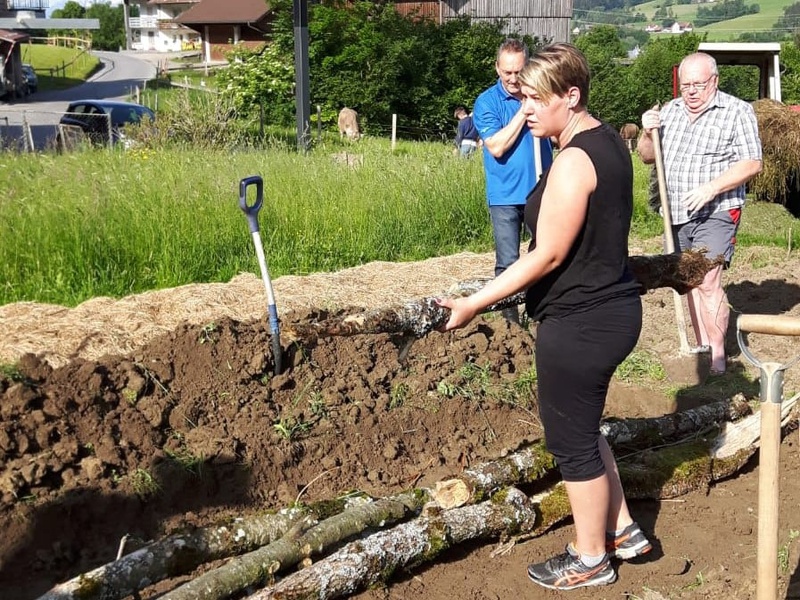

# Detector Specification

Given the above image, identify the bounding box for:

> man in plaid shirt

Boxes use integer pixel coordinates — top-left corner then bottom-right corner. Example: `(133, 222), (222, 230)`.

(638, 52), (762, 375)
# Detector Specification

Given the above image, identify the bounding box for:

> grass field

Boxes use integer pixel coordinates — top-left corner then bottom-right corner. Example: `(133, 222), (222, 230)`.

(631, 0), (792, 40)
(1, 137), (796, 307)
(18, 41), (100, 92)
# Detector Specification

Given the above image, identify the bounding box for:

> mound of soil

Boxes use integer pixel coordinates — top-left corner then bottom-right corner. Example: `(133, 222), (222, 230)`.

(2, 246), (800, 600)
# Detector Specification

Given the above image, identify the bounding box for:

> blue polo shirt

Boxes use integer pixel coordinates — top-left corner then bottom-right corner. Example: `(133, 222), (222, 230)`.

(473, 79), (553, 206)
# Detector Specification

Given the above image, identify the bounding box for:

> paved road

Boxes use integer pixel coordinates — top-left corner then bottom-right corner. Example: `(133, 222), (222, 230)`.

(0, 51), (157, 150)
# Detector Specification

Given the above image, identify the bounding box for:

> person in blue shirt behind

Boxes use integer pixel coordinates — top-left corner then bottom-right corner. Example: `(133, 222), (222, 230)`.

(474, 38), (554, 323)
(453, 106), (480, 157)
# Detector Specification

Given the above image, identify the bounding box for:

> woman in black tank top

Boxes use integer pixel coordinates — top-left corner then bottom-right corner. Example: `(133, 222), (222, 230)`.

(437, 43), (649, 590)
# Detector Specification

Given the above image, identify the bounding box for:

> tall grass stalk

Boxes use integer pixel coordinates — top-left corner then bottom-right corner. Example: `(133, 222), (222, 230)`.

(2, 144), (797, 307)
(1, 140), (488, 305)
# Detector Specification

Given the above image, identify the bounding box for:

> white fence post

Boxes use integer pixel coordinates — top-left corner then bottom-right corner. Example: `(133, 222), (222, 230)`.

(106, 113), (113, 150)
(391, 114), (397, 152)
(22, 112), (34, 152)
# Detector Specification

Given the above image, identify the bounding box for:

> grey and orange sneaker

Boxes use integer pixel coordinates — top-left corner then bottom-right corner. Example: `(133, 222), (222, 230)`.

(606, 521), (652, 560)
(527, 544), (616, 590)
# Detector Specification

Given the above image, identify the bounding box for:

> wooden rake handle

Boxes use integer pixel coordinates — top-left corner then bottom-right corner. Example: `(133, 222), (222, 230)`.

(738, 314), (800, 337)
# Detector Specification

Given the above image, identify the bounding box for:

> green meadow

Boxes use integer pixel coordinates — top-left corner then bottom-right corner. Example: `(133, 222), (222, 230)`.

(19, 42), (100, 91)
(631, 0), (792, 40)
(1, 139), (796, 308)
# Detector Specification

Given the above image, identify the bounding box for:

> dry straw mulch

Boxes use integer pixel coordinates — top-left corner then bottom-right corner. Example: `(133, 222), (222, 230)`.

(0, 252), (496, 368)
(751, 98), (800, 201)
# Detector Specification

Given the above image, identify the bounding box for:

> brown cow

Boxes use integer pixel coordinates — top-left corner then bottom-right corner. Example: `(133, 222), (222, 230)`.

(338, 107), (361, 141)
(619, 123), (640, 152)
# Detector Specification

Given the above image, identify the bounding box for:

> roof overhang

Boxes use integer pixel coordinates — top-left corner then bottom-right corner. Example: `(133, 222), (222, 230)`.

(698, 42), (782, 102)
(0, 18), (100, 30)
(0, 28), (29, 42)
(698, 42), (781, 66)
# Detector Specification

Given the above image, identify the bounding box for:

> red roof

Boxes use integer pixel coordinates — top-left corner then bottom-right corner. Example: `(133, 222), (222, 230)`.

(0, 29), (31, 43)
(175, 0), (271, 24)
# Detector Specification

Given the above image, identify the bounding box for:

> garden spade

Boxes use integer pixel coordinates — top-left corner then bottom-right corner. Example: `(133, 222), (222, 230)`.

(736, 314), (800, 600)
(239, 175), (283, 375)
(652, 126), (692, 355)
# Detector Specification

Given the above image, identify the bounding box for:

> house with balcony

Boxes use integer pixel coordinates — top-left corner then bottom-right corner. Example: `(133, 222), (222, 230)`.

(0, 0), (46, 19)
(128, 0), (202, 52)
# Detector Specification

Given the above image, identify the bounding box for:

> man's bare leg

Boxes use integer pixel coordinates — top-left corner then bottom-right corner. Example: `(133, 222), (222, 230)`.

(687, 265), (728, 372)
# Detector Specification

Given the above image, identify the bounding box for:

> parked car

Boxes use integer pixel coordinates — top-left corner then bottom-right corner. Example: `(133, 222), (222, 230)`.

(58, 100), (155, 148)
(21, 64), (37, 94)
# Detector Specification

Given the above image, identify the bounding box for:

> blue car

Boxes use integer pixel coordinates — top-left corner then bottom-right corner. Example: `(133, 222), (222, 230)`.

(21, 64), (37, 94)
(58, 100), (155, 148)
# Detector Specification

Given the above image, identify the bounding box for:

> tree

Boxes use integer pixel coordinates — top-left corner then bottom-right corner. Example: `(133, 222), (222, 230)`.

(86, 2), (127, 51)
(774, 1), (800, 37)
(575, 25), (634, 126)
(222, 0), (538, 137)
(779, 40), (800, 104)
(49, 1), (86, 38)
(626, 33), (702, 120)
(50, 0), (126, 50)
(51, 0), (85, 19)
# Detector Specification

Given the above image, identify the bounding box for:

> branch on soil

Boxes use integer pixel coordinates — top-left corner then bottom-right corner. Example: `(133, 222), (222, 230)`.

(284, 250), (723, 343)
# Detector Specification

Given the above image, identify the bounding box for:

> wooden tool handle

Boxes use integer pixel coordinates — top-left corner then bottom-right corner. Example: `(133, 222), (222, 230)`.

(738, 314), (800, 336)
(651, 127), (677, 253)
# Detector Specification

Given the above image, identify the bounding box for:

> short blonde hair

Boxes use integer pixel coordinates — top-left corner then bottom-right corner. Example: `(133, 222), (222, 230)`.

(518, 43), (590, 107)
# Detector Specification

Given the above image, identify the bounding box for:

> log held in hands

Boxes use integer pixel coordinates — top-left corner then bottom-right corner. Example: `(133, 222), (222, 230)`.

(284, 249), (723, 343)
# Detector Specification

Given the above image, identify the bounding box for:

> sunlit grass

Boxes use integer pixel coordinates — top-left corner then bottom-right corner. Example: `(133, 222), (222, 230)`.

(1, 143), (798, 307)
(19, 41), (100, 91)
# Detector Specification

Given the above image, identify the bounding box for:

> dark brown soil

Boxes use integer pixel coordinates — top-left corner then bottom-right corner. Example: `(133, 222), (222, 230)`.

(3, 246), (800, 600)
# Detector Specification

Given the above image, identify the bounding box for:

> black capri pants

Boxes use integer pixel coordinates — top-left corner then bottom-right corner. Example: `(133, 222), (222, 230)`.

(535, 294), (642, 482)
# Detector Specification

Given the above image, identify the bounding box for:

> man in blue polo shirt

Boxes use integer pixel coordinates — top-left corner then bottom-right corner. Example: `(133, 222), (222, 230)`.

(474, 38), (553, 323)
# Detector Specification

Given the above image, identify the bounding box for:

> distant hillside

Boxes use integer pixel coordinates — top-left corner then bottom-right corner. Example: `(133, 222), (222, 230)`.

(609, 0), (794, 40)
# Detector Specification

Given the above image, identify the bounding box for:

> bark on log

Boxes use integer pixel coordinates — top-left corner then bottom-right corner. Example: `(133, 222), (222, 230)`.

(431, 396), (751, 509)
(37, 508), (307, 600)
(247, 487), (543, 600)
(601, 394), (752, 450)
(284, 250), (722, 343)
(622, 396), (797, 499)
(159, 492), (427, 600)
(39, 396), (766, 600)
(245, 404), (797, 600)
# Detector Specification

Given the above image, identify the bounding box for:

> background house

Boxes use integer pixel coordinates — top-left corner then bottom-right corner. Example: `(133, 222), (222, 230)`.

(0, 0), (46, 19)
(173, 0), (271, 61)
(128, 0), (202, 52)
(394, 0), (573, 43)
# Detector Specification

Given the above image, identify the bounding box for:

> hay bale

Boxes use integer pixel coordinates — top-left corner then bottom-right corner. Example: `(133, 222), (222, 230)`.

(750, 99), (800, 211)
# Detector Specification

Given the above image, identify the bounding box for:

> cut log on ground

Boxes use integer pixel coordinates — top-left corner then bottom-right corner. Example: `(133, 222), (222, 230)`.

(431, 396), (751, 510)
(284, 250), (722, 343)
(36, 508), (307, 600)
(41, 396), (762, 600)
(601, 393), (751, 450)
(245, 400), (796, 600)
(246, 487), (542, 600)
(160, 492), (427, 600)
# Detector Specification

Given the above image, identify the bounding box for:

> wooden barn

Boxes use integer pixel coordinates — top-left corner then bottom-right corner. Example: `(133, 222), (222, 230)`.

(393, 0), (573, 43)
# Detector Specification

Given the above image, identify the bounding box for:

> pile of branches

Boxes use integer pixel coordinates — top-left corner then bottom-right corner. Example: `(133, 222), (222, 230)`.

(38, 394), (800, 600)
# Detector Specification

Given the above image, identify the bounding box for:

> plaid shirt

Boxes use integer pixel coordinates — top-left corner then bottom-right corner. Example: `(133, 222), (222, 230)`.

(659, 90), (762, 225)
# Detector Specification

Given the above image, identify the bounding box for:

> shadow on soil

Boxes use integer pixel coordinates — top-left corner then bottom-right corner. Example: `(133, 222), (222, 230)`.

(0, 458), (251, 599)
(726, 279), (800, 359)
